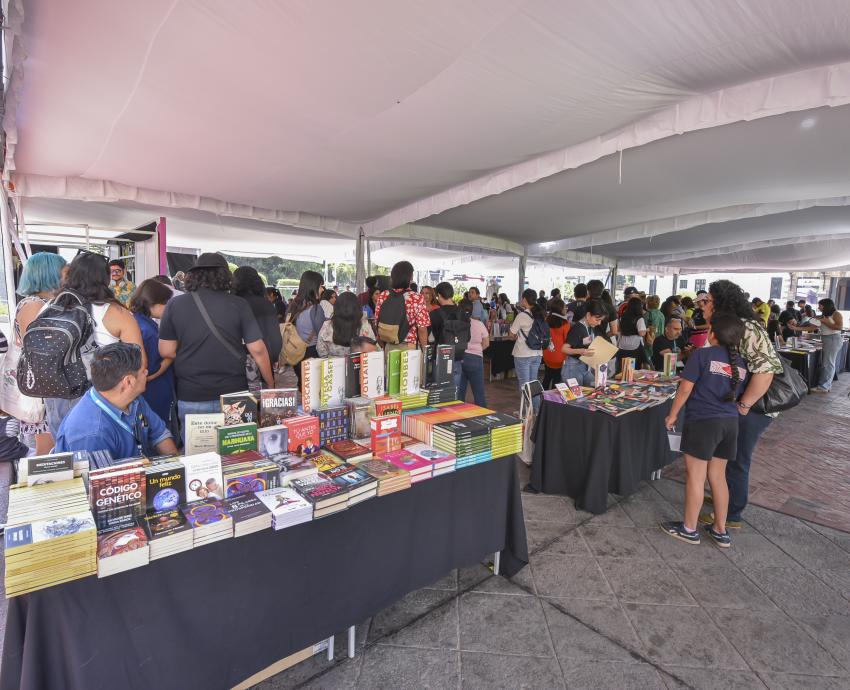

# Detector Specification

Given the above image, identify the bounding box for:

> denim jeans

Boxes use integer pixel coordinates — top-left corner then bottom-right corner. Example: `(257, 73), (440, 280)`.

(817, 333), (842, 391)
(726, 411), (773, 522)
(455, 354), (487, 406)
(45, 396), (81, 436)
(177, 399), (222, 446)
(514, 355), (542, 412)
(561, 357), (594, 387)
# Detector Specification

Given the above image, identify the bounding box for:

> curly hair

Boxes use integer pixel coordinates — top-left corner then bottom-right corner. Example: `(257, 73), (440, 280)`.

(709, 280), (757, 321)
(184, 266), (233, 293)
(54, 251), (122, 308)
(232, 266), (265, 298)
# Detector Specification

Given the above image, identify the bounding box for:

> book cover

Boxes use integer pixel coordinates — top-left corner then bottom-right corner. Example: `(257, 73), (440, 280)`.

(220, 391), (259, 425)
(381, 449), (432, 473)
(96, 526), (148, 559)
(181, 498), (231, 527)
(386, 349), (402, 395)
(421, 344), (434, 386)
(360, 350), (385, 398)
(268, 453), (319, 484)
(401, 349), (422, 395)
(25, 453), (75, 486)
(324, 439), (371, 462)
(555, 382), (576, 402)
(433, 344), (454, 385)
(4, 510), (96, 553)
(221, 493), (271, 523)
(329, 466), (377, 491)
(594, 362), (609, 389)
(223, 464), (279, 497)
(145, 464), (186, 512)
(301, 358), (322, 412)
(345, 397), (372, 439)
(406, 442), (456, 462)
(217, 422), (259, 455)
(184, 413), (225, 455)
(291, 476), (348, 504)
(358, 458), (409, 481)
(140, 509), (191, 540)
(374, 398), (402, 417)
(320, 357), (346, 408)
(345, 353), (362, 398)
(255, 486), (312, 517)
(663, 352), (677, 377)
(181, 452), (225, 502)
(283, 415), (321, 456)
(370, 413), (402, 454)
(621, 357), (636, 383)
(89, 466), (147, 532)
(258, 425), (289, 457)
(566, 377), (584, 398)
(259, 388), (298, 427)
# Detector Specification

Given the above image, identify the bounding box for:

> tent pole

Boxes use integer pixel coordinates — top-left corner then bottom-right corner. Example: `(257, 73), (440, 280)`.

(355, 228), (366, 294)
(671, 273), (679, 296)
(366, 239), (372, 276)
(610, 262), (618, 302)
(517, 250), (527, 302)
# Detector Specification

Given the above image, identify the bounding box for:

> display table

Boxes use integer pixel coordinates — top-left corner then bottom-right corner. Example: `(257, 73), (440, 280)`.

(778, 348), (819, 389)
(484, 338), (515, 379)
(0, 456), (528, 690)
(529, 400), (676, 514)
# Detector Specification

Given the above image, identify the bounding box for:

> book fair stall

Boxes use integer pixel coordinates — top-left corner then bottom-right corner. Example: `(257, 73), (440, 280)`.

(0, 345), (528, 690)
(777, 334), (850, 391)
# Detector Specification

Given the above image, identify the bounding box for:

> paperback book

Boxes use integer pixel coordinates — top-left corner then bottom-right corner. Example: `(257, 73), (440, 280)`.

(320, 357), (346, 407)
(144, 461), (186, 512)
(181, 452), (225, 502)
(283, 415), (321, 456)
(259, 388), (298, 427)
(216, 422), (258, 455)
(221, 493), (272, 536)
(258, 425), (289, 457)
(220, 391), (259, 425)
(24, 452), (75, 486)
(301, 358), (323, 412)
(89, 464), (148, 532)
(345, 353), (362, 398)
(184, 413), (225, 455)
(360, 350), (385, 398)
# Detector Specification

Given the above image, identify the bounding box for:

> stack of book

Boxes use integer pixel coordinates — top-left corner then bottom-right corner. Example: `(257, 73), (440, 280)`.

(403, 403), (490, 444)
(222, 494), (273, 536)
(96, 526), (149, 577)
(221, 451), (281, 497)
(423, 382), (457, 405)
(255, 487), (313, 530)
(268, 453), (319, 485)
(141, 509), (194, 559)
(321, 463), (378, 506)
(370, 413), (402, 454)
(89, 458), (149, 532)
(181, 499), (233, 546)
(433, 419), (492, 468)
(145, 459), (186, 512)
(395, 390), (429, 409)
(4, 478), (97, 596)
(283, 415), (321, 456)
(358, 459), (411, 495)
(291, 475), (349, 518)
(380, 449), (433, 483)
(406, 442), (457, 476)
(470, 412), (523, 459)
(181, 452), (225, 502)
(324, 439), (372, 463)
(312, 405), (349, 444)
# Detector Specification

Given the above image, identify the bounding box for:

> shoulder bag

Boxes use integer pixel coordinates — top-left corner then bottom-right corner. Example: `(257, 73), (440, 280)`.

(191, 292), (259, 387)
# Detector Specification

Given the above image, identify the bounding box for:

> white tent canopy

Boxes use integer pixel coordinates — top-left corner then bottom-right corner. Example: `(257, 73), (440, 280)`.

(4, 0), (850, 274)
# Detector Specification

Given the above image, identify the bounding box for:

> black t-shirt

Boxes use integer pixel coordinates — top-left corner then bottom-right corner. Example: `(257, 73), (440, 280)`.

(566, 300), (586, 322)
(565, 320), (593, 360)
(430, 304), (461, 348)
(159, 288), (263, 402)
(692, 308), (706, 327)
(242, 294), (283, 365)
(594, 301), (618, 339)
(652, 335), (687, 371)
(778, 309), (797, 338)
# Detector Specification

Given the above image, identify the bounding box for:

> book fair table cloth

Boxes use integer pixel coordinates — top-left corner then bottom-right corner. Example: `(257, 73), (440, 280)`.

(0, 456), (528, 690)
(529, 399), (676, 514)
(484, 338), (515, 379)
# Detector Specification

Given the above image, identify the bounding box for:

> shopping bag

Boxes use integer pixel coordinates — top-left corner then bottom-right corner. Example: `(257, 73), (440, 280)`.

(518, 381), (540, 466)
(0, 339), (46, 424)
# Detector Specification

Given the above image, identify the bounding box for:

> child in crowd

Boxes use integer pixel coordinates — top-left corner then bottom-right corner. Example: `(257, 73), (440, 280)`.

(662, 313), (748, 548)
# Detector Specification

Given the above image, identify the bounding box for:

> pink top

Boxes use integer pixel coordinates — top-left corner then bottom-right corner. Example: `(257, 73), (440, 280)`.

(465, 318), (489, 357)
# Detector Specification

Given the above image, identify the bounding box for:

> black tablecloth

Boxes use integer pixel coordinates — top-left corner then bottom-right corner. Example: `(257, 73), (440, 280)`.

(779, 349), (819, 389)
(1, 457), (527, 690)
(529, 400), (676, 514)
(484, 339), (514, 377)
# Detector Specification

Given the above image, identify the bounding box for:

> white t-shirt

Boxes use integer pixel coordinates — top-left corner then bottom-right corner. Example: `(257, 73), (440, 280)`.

(618, 317), (646, 351)
(510, 311), (542, 358)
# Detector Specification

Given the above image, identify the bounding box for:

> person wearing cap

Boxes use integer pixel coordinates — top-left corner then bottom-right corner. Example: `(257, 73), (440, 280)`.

(159, 252), (274, 435)
(617, 286), (639, 318)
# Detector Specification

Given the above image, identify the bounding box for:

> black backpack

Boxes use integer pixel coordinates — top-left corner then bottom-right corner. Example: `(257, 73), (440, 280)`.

(376, 290), (410, 345)
(521, 310), (551, 351)
(17, 290), (94, 399)
(437, 306), (471, 361)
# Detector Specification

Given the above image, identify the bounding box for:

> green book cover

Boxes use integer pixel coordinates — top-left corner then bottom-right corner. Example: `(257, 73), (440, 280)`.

(387, 349), (402, 395)
(217, 423), (258, 455)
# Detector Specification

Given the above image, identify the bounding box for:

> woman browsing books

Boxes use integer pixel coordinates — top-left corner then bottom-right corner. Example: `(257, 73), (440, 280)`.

(560, 300), (607, 387)
(316, 291), (376, 357)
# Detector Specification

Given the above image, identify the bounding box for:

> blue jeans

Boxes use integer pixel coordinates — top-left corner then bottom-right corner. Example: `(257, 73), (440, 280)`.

(455, 354), (487, 406)
(177, 399), (221, 446)
(514, 355), (542, 412)
(817, 333), (842, 391)
(561, 358), (594, 387)
(726, 412), (773, 522)
(45, 396), (81, 436)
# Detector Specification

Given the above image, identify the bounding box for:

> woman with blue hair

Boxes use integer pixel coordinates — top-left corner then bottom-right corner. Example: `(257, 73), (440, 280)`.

(14, 251), (68, 452)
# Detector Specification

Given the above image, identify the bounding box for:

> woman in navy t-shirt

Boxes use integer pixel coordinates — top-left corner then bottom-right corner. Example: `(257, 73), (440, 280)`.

(661, 313), (748, 549)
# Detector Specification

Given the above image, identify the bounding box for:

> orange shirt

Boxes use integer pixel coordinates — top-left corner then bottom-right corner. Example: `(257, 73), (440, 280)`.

(543, 322), (570, 369)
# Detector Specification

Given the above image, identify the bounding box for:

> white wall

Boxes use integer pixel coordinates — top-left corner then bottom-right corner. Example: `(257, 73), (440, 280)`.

(631, 272), (790, 301)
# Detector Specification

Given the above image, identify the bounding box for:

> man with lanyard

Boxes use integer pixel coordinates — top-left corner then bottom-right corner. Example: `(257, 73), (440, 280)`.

(55, 343), (178, 458)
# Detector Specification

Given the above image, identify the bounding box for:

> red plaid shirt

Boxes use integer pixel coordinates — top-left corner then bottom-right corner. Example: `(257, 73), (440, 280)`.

(374, 289), (431, 344)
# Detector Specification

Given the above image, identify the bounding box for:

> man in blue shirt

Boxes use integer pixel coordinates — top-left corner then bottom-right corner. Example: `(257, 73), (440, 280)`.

(55, 343), (178, 459)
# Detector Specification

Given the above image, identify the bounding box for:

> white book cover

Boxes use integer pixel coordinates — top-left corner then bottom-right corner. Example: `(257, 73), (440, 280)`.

(401, 349), (421, 395)
(320, 357), (346, 408)
(360, 351), (385, 399)
(302, 358), (322, 412)
(180, 452), (224, 502)
(184, 413), (225, 455)
(255, 487), (312, 519)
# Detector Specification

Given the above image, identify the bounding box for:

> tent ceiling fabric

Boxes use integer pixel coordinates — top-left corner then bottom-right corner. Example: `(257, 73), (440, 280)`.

(5, 0), (850, 272)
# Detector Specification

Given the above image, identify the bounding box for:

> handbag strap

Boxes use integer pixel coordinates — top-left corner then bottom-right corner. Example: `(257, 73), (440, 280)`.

(191, 291), (245, 363)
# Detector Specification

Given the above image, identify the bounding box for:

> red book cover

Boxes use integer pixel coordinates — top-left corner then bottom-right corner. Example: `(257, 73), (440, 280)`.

(374, 398), (402, 417)
(283, 416), (321, 456)
(370, 413), (401, 454)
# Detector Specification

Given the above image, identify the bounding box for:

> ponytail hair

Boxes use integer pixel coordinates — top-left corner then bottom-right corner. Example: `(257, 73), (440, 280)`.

(709, 311), (746, 402)
(522, 288), (544, 319)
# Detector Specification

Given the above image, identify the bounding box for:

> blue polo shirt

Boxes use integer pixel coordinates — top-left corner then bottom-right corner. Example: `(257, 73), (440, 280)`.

(55, 389), (172, 458)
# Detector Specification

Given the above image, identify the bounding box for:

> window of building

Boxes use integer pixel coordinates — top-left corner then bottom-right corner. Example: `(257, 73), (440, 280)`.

(695, 279), (706, 292)
(679, 279), (688, 289)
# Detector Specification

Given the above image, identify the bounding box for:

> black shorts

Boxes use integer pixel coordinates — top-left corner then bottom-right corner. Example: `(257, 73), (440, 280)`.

(680, 417), (739, 462)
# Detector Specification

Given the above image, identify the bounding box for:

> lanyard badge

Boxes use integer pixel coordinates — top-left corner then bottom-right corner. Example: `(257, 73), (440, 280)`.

(89, 389), (144, 455)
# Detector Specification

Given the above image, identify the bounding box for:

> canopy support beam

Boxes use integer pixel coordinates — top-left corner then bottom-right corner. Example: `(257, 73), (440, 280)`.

(355, 227), (366, 294)
(518, 251), (527, 302)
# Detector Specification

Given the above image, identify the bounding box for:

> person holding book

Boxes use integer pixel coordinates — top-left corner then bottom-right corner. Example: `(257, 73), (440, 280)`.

(560, 299), (607, 387)
(55, 342), (178, 458)
(542, 298), (570, 389)
(662, 313), (749, 547)
(317, 291), (375, 357)
(129, 279), (176, 425)
(455, 298), (489, 406)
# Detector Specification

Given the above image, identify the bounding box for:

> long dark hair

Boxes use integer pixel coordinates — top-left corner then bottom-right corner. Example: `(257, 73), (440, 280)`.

(819, 298), (836, 317)
(522, 288), (543, 319)
(129, 279), (173, 317)
(330, 292), (361, 347)
(390, 261), (414, 290)
(288, 270), (323, 321)
(546, 298), (566, 328)
(709, 312), (745, 402)
(620, 297), (644, 333)
(232, 266), (265, 298)
(54, 251), (121, 308)
(709, 280), (758, 322)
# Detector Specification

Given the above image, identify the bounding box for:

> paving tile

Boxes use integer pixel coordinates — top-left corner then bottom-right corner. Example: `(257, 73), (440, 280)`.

(368, 588), (458, 649)
(648, 479), (686, 507)
(521, 495), (582, 523)
(530, 554), (614, 600)
(806, 522), (850, 553)
(795, 614), (850, 672)
(669, 561), (778, 611)
(579, 525), (659, 560)
(596, 558), (696, 606)
(766, 531), (850, 570)
(742, 505), (814, 538)
(817, 568), (850, 599)
(459, 563), (535, 596)
(619, 495), (681, 527)
(524, 520), (590, 557)
(757, 671), (850, 689)
(657, 666), (767, 689)
(460, 651), (565, 689)
(542, 598), (645, 663)
(559, 659), (665, 689)
(622, 603), (748, 670)
(458, 592), (554, 657)
(583, 503), (635, 526)
(256, 656), (360, 690)
(425, 569), (458, 591)
(640, 526), (731, 564)
(720, 531), (803, 570)
(708, 608), (845, 675)
(744, 566), (850, 617)
(357, 645), (459, 688)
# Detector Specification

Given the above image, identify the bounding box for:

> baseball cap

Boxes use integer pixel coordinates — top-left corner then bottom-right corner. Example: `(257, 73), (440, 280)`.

(189, 252), (229, 271)
(623, 287), (639, 296)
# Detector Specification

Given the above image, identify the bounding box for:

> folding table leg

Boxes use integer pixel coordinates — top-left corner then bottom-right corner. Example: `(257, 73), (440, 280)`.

(493, 551), (501, 576)
(348, 625), (356, 658)
(327, 635), (334, 661)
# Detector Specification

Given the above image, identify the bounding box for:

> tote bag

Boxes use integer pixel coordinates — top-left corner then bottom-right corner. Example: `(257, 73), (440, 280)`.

(1, 335), (46, 424)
